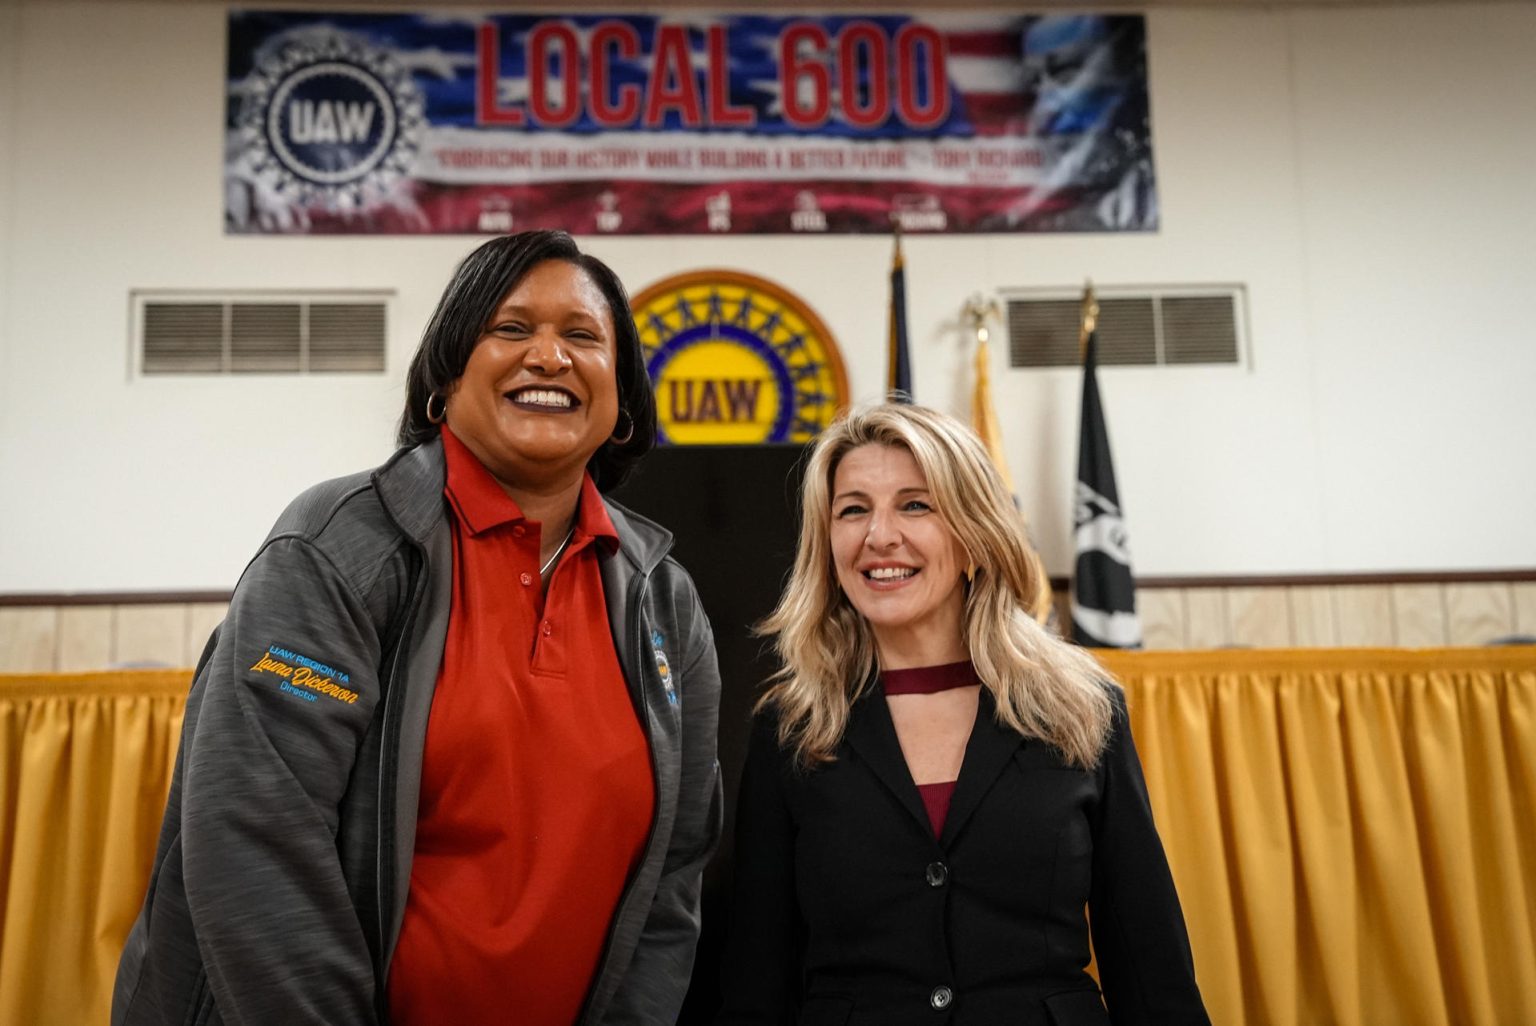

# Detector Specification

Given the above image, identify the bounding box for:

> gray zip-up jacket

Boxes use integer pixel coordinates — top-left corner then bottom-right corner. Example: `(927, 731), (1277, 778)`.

(113, 438), (723, 1026)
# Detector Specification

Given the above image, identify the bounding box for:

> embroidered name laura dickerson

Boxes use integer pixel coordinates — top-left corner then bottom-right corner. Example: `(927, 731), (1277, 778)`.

(250, 646), (360, 704)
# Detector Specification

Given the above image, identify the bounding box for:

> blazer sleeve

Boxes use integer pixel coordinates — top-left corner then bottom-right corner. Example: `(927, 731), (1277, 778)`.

(1088, 691), (1211, 1026)
(714, 711), (801, 1026)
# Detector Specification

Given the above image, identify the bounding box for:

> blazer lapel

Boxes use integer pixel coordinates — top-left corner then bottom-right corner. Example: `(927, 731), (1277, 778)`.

(939, 688), (1023, 848)
(843, 684), (934, 838)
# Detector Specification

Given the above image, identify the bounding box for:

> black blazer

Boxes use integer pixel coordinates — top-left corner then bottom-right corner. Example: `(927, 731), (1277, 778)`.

(716, 684), (1209, 1026)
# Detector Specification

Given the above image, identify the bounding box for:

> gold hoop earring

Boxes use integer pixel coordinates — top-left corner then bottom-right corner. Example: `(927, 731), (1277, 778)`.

(425, 393), (447, 425)
(610, 410), (635, 445)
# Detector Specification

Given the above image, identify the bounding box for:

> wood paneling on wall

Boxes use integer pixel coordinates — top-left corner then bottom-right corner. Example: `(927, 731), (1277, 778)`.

(2, 580), (1533, 673)
(1515, 583), (1536, 636)
(1443, 584), (1516, 647)
(1287, 587), (1337, 648)
(1138, 589), (1188, 650)
(0, 607), (59, 672)
(1225, 587), (1291, 649)
(1184, 590), (1229, 649)
(56, 607), (114, 672)
(1080, 580), (1529, 652)
(1332, 586), (1397, 647)
(0, 603), (228, 673)
(1391, 584), (1447, 647)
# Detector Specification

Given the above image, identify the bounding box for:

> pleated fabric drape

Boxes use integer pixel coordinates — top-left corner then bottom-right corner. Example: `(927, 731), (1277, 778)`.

(1097, 647), (1536, 1026)
(0, 649), (1532, 1025)
(0, 672), (185, 1026)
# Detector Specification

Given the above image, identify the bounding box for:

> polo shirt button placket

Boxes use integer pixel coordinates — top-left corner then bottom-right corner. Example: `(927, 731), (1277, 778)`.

(929, 985), (953, 1011)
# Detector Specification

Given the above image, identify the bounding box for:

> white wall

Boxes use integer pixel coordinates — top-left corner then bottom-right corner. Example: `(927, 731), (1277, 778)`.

(1289, 4), (1536, 572)
(0, 0), (19, 520)
(1, 2), (1533, 592)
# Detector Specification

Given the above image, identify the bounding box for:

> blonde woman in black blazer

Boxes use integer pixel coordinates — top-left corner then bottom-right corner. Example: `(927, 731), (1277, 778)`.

(717, 403), (1208, 1026)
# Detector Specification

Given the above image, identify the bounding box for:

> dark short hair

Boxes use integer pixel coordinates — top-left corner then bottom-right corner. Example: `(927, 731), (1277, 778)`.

(398, 230), (657, 492)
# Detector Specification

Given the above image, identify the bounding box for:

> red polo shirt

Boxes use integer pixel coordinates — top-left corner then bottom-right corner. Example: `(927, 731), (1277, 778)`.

(387, 426), (655, 1026)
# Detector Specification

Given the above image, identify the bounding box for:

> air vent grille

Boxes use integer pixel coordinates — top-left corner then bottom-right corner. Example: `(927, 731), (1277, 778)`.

(231, 303), (302, 373)
(142, 303), (225, 374)
(1161, 295), (1239, 364)
(310, 304), (388, 372)
(1005, 287), (1244, 369)
(1095, 298), (1157, 365)
(1007, 300), (1078, 368)
(136, 292), (389, 375)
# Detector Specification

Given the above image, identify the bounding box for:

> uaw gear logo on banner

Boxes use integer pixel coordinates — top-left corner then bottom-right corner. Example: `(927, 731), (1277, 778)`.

(226, 10), (1155, 235)
(631, 272), (848, 445)
(228, 24), (427, 230)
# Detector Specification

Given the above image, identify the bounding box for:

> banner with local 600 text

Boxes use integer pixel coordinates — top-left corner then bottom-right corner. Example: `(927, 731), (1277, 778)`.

(225, 10), (1156, 235)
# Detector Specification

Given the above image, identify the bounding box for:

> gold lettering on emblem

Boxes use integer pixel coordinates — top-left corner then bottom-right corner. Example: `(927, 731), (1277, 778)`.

(250, 653), (294, 679)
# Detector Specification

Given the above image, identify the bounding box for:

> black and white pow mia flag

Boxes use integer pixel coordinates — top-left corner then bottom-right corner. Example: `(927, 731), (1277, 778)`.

(1071, 332), (1142, 648)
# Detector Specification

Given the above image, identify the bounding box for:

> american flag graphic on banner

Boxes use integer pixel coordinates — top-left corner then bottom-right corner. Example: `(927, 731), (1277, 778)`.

(225, 10), (1156, 235)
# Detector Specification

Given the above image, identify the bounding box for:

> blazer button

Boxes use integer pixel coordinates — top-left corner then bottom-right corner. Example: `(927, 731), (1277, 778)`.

(930, 985), (953, 1010)
(519, 572), (534, 587)
(925, 861), (948, 887)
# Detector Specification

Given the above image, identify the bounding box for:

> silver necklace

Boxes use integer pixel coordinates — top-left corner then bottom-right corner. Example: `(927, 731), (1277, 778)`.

(539, 525), (576, 577)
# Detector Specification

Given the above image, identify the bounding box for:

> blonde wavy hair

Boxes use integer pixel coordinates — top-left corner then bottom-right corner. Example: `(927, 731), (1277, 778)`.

(758, 402), (1116, 770)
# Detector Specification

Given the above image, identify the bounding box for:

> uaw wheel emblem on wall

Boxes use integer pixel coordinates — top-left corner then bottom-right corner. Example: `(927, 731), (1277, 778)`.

(235, 28), (425, 210)
(632, 271), (849, 446)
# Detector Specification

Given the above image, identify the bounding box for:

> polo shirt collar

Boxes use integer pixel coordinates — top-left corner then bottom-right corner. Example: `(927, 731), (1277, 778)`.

(441, 424), (620, 552)
(574, 473), (622, 554)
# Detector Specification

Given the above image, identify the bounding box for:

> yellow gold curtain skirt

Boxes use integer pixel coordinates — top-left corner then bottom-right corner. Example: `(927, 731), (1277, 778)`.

(2, 650), (1533, 1025)
(0, 672), (186, 1026)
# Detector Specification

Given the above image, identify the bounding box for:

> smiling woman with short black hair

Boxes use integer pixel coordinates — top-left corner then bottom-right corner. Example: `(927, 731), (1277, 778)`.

(114, 230), (722, 1026)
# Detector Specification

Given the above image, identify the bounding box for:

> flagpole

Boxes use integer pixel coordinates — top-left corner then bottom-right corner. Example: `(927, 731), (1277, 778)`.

(961, 293), (1009, 491)
(887, 221), (912, 402)
(1079, 280), (1098, 356)
(961, 293), (1054, 627)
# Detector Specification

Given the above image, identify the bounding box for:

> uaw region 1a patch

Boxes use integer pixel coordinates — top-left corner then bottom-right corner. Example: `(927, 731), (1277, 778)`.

(631, 271), (849, 445)
(249, 643), (360, 706)
(231, 24), (425, 215)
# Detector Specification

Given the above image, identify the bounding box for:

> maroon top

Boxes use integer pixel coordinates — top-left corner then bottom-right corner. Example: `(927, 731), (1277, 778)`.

(881, 661), (979, 836)
(916, 782), (958, 837)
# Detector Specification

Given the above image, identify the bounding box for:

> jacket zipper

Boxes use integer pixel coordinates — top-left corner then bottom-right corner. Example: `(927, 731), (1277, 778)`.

(371, 483), (670, 1023)
(373, 539), (428, 1012)
(575, 566), (664, 1026)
